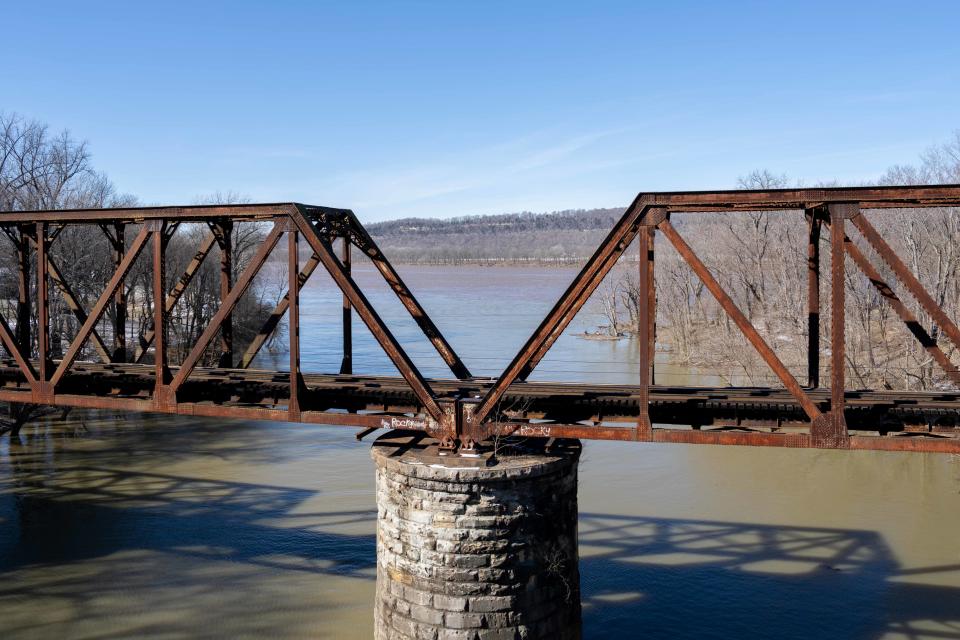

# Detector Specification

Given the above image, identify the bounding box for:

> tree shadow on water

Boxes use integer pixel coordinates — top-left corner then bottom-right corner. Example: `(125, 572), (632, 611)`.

(579, 513), (960, 640)
(0, 463), (377, 637)
(0, 466), (376, 577)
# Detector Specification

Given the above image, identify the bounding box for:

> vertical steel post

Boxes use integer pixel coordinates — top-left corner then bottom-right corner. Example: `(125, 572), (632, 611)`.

(153, 223), (171, 405)
(15, 231), (30, 356)
(647, 226), (656, 386)
(112, 222), (127, 362)
(637, 226), (654, 438)
(827, 203), (855, 441)
(340, 235), (353, 375)
(216, 220), (233, 368)
(35, 223), (49, 385)
(805, 208), (821, 388)
(289, 227), (301, 418)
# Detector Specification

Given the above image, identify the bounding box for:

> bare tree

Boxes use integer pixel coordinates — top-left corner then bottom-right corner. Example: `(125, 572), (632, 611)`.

(597, 133), (960, 391)
(0, 114), (279, 434)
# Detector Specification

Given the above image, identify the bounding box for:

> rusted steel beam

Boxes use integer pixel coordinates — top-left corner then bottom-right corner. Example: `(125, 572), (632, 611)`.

(851, 213), (960, 352)
(50, 226), (152, 389)
(47, 224), (65, 244)
(169, 223), (283, 394)
(472, 196), (655, 425)
(805, 207), (822, 388)
(0, 354), (958, 444)
(485, 421), (959, 453)
(115, 223), (127, 362)
(0, 311), (37, 385)
(2, 372), (957, 451)
(291, 207), (444, 423)
(153, 223), (171, 405)
(341, 236), (353, 375)
(840, 228), (960, 387)
(519, 203), (662, 382)
(100, 223), (128, 362)
(288, 228), (301, 419)
(237, 252), (321, 369)
(44, 255), (113, 363)
(647, 228), (656, 386)
(35, 223), (50, 383)
(648, 184), (960, 212)
(4, 187), (960, 224)
(347, 214), (470, 379)
(25, 231), (113, 362)
(637, 226), (654, 439)
(814, 203), (855, 444)
(135, 231), (217, 363)
(0, 203), (307, 224)
(355, 427), (378, 441)
(14, 231), (30, 356)
(212, 220), (234, 368)
(658, 219), (822, 422)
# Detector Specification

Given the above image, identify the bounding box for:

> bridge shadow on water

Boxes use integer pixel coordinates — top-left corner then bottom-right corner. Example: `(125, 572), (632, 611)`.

(578, 513), (960, 639)
(1, 422), (959, 638)
(0, 419), (381, 637)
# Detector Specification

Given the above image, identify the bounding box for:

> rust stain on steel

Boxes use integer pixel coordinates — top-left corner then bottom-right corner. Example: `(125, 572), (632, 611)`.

(0, 185), (958, 453)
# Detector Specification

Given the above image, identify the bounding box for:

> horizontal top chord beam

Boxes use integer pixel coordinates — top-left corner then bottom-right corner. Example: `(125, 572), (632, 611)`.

(1, 185), (959, 223)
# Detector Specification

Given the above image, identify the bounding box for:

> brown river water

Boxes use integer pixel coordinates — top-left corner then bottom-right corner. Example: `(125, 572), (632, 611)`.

(2, 265), (960, 639)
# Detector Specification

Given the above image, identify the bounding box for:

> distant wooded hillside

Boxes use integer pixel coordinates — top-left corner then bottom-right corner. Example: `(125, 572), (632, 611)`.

(367, 207), (625, 264)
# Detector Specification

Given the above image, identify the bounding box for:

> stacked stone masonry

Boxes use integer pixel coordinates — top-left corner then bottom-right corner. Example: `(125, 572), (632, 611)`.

(371, 433), (581, 640)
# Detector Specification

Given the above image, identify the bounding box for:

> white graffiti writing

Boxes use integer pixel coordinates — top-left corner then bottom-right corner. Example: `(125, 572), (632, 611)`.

(380, 417), (428, 430)
(518, 425), (552, 437)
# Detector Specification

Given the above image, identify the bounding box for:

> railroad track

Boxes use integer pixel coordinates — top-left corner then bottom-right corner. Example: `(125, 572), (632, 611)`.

(1, 359), (957, 440)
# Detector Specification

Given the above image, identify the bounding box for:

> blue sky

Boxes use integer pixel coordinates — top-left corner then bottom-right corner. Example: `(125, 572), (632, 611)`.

(3, 1), (959, 221)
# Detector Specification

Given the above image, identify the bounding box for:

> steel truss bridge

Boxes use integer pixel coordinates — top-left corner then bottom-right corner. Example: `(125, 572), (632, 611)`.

(2, 185), (960, 453)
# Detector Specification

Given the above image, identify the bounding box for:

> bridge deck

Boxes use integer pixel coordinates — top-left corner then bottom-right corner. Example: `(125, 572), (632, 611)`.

(3, 359), (957, 452)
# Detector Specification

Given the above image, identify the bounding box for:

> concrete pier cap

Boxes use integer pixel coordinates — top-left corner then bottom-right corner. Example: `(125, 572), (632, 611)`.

(371, 430), (582, 640)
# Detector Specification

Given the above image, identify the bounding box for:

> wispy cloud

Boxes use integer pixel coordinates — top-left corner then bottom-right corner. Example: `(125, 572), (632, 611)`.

(507, 127), (630, 171)
(315, 125), (637, 213)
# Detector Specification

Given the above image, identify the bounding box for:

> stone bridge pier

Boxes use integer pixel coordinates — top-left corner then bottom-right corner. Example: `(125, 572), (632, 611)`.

(371, 431), (582, 640)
